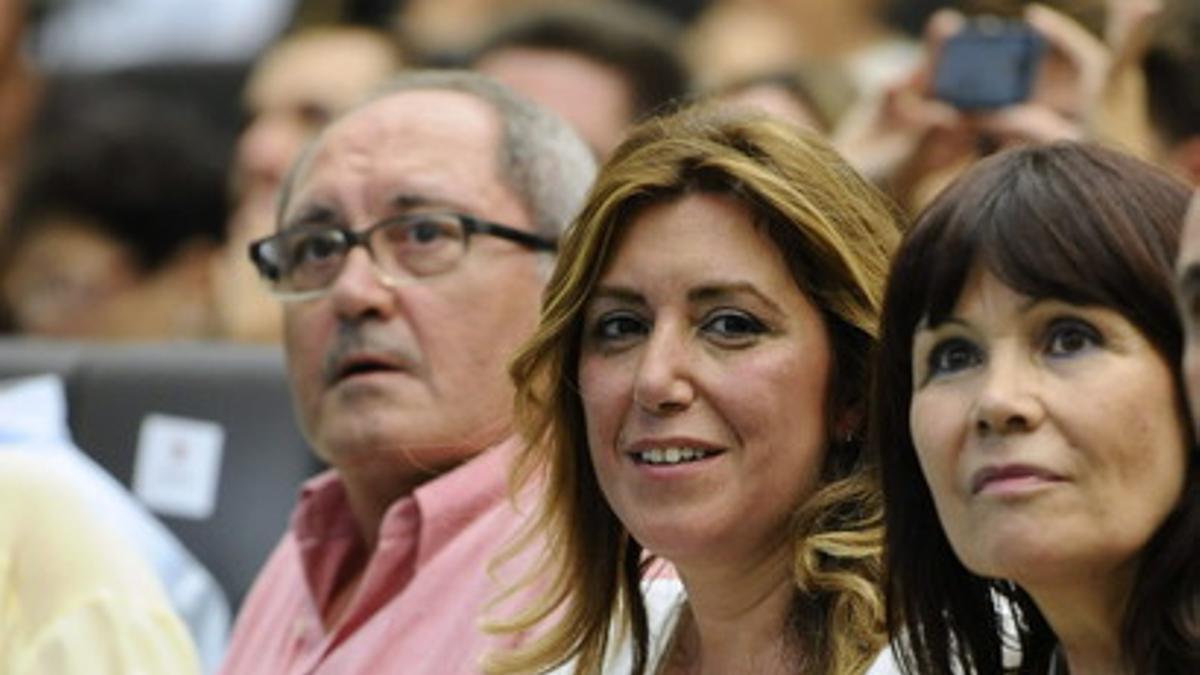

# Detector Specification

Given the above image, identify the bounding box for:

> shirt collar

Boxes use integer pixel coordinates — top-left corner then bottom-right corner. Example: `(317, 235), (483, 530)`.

(404, 435), (521, 566)
(293, 435), (522, 552)
(289, 436), (523, 612)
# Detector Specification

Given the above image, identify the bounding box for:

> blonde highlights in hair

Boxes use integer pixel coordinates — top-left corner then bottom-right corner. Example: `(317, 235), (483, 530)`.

(487, 105), (902, 674)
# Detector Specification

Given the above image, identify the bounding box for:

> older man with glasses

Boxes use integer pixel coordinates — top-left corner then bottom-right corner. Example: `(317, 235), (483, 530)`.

(218, 70), (595, 674)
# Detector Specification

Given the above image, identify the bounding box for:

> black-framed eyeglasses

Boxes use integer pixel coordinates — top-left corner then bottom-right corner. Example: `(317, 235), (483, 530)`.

(248, 212), (557, 301)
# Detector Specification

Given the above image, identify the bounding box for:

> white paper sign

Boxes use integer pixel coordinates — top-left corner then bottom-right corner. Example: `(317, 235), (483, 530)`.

(133, 413), (224, 520)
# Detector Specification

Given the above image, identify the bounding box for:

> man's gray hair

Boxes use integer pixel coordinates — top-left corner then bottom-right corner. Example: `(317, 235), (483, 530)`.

(277, 69), (597, 240)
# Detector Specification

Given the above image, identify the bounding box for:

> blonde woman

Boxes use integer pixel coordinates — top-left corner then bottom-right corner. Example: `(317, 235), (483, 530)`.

(489, 105), (903, 674)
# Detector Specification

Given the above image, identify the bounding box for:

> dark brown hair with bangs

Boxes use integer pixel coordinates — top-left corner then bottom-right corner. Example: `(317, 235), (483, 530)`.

(869, 142), (1200, 675)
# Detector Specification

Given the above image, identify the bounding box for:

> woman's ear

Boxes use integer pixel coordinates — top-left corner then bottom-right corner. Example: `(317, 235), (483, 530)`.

(834, 405), (864, 444)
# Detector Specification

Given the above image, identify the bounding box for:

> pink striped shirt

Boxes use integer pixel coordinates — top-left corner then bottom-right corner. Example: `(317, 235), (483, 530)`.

(218, 438), (539, 674)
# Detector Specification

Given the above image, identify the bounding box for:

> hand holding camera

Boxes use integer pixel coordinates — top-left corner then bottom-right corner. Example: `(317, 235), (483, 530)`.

(933, 1), (1162, 148)
(835, 1), (1162, 212)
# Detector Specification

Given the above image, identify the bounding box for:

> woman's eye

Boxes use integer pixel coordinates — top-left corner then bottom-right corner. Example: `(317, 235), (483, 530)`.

(1045, 318), (1101, 357)
(927, 337), (981, 378)
(590, 312), (647, 343)
(701, 310), (767, 343)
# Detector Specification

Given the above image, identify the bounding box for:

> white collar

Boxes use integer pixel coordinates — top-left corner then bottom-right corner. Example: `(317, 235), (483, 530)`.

(0, 374), (71, 444)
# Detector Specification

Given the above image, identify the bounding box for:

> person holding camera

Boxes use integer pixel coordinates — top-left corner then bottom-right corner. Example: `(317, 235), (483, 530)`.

(834, 0), (1162, 213)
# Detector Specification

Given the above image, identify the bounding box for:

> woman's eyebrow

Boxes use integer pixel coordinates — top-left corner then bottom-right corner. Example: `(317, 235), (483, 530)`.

(915, 316), (969, 332)
(589, 286), (645, 307)
(688, 282), (782, 314)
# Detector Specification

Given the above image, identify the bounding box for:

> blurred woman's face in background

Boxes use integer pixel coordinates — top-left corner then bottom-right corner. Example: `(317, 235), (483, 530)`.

(578, 192), (833, 569)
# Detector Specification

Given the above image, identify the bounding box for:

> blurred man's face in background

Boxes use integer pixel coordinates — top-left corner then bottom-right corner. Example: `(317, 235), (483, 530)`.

(231, 29), (400, 241)
(475, 47), (633, 157)
(216, 29), (399, 343)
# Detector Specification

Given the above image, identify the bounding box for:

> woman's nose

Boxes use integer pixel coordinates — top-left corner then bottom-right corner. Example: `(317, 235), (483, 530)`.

(972, 352), (1045, 436)
(632, 324), (696, 415)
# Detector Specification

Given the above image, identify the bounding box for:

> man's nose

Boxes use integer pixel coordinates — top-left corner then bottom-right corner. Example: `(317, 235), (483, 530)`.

(327, 247), (395, 320)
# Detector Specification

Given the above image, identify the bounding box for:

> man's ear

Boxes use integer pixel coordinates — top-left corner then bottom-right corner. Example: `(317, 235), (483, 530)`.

(1170, 135), (1200, 188)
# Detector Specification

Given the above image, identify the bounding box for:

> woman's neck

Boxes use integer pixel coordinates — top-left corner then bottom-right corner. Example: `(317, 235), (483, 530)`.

(1025, 564), (1136, 675)
(1056, 632), (1129, 675)
(663, 544), (799, 675)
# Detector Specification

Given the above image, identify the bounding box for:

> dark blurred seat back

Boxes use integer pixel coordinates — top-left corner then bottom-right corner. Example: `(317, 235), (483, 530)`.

(0, 339), (321, 609)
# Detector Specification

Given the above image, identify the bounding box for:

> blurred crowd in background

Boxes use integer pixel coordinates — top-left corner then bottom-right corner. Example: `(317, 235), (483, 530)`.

(0, 0), (1196, 343)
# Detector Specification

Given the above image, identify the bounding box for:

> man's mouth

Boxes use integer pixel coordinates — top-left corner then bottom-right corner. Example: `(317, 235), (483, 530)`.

(331, 354), (404, 382)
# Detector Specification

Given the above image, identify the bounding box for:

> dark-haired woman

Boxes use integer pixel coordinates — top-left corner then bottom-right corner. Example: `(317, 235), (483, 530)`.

(871, 141), (1200, 674)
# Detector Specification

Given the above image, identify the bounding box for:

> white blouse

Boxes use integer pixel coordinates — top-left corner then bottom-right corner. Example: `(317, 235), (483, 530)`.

(549, 577), (903, 674)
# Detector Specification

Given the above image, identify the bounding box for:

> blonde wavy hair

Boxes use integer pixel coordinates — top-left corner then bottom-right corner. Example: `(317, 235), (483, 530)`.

(487, 105), (902, 674)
